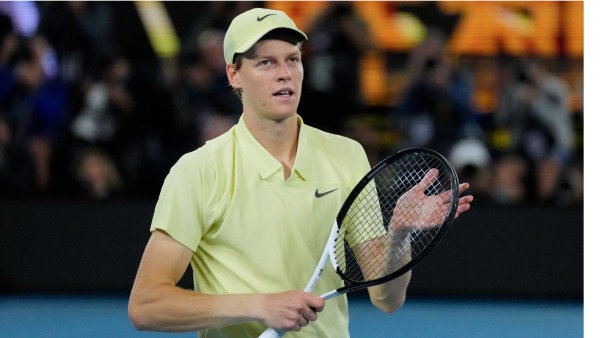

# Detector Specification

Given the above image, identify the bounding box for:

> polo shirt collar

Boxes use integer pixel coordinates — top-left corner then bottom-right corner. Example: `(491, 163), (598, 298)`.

(234, 115), (311, 181)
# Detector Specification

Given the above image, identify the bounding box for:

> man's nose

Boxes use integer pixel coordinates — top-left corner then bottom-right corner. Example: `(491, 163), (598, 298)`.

(278, 63), (291, 80)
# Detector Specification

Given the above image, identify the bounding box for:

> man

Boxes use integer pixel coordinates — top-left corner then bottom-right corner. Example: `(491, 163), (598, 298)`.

(494, 59), (575, 204)
(128, 7), (473, 338)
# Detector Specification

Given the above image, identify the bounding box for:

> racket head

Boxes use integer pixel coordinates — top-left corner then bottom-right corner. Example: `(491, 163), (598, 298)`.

(331, 148), (459, 292)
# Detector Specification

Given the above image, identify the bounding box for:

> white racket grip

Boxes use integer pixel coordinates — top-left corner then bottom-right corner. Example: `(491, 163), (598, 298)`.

(258, 328), (285, 338)
(320, 289), (341, 301)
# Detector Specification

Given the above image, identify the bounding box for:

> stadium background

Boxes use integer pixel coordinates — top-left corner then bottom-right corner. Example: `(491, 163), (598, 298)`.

(0, 1), (584, 337)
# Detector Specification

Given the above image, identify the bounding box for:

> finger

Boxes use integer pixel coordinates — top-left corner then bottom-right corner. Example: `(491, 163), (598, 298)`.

(459, 194), (474, 204)
(300, 306), (317, 322)
(439, 183), (470, 204)
(457, 195), (474, 208)
(306, 295), (325, 313)
(414, 168), (439, 194)
(454, 196), (473, 218)
(455, 202), (471, 217)
(298, 316), (309, 327)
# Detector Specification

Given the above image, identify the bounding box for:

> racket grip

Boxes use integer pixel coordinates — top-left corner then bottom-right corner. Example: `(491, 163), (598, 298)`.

(258, 328), (285, 338)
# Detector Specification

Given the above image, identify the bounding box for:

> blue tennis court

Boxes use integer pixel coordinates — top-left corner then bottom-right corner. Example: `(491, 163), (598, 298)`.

(0, 294), (582, 337)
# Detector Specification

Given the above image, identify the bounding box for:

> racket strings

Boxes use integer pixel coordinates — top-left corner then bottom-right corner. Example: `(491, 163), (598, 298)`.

(335, 153), (453, 283)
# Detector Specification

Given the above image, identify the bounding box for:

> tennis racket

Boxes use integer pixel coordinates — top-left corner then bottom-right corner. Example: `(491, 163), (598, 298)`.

(258, 147), (460, 338)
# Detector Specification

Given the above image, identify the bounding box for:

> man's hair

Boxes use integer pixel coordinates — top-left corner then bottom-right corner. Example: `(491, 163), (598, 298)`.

(230, 28), (304, 99)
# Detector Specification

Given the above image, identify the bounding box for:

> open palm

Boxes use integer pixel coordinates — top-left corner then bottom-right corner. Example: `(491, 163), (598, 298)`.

(389, 169), (453, 232)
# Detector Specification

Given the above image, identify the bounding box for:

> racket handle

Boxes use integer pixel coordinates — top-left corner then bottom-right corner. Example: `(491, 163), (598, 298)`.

(258, 328), (285, 338)
(321, 289), (341, 301)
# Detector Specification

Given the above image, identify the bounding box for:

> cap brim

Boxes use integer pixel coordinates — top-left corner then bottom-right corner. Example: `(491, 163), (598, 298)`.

(234, 27), (307, 59)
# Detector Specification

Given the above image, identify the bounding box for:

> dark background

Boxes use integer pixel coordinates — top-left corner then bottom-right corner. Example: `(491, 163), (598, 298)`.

(0, 199), (583, 300)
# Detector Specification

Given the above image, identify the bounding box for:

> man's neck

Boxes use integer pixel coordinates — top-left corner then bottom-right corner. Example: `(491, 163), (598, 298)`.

(243, 113), (299, 179)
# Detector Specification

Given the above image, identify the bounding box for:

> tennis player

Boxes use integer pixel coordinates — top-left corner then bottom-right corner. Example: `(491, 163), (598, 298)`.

(128, 7), (473, 338)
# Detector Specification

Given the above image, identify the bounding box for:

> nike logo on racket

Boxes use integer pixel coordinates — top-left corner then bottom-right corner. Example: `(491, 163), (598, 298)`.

(315, 188), (338, 198)
(257, 14), (276, 21)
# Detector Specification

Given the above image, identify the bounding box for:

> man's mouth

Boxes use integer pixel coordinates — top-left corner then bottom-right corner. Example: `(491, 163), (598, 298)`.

(273, 89), (294, 96)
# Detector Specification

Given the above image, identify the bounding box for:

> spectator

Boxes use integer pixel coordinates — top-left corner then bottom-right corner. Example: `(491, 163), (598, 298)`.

(393, 28), (483, 158)
(0, 12), (17, 105)
(0, 36), (68, 194)
(37, 1), (115, 83)
(69, 54), (145, 192)
(70, 55), (134, 147)
(0, 12), (17, 71)
(493, 58), (578, 205)
(301, 2), (376, 133)
(72, 147), (122, 200)
(168, 29), (241, 152)
(196, 28), (242, 117)
(448, 137), (494, 203)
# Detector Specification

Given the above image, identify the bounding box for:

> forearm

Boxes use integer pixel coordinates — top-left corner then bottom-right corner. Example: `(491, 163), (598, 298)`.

(129, 284), (263, 332)
(368, 270), (411, 313)
(367, 231), (412, 313)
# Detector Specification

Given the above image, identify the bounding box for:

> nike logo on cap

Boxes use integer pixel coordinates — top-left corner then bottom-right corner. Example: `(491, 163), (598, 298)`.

(257, 14), (276, 21)
(315, 188), (338, 198)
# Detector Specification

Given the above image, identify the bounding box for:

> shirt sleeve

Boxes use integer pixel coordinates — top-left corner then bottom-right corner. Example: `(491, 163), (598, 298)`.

(150, 152), (205, 252)
(343, 141), (386, 247)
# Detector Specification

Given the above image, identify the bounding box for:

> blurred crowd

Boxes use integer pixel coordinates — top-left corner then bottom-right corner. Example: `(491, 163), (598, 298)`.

(0, 2), (583, 207)
(389, 26), (583, 207)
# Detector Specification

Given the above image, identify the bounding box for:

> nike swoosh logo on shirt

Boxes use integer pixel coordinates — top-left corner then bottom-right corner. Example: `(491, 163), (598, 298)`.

(315, 188), (338, 198)
(257, 14), (276, 21)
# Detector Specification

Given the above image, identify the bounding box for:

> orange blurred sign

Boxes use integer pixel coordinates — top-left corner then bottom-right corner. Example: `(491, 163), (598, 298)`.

(266, 1), (583, 108)
(267, 1), (583, 57)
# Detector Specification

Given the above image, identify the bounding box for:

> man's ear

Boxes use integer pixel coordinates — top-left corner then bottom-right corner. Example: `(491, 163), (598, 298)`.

(226, 63), (242, 90)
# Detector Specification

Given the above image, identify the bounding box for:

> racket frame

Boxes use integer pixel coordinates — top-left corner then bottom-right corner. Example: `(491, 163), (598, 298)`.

(330, 147), (459, 296)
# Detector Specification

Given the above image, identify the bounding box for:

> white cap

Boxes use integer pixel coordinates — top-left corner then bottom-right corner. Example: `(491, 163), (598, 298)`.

(223, 8), (307, 64)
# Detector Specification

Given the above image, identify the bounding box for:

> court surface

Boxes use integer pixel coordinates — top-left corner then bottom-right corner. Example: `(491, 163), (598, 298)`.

(0, 295), (582, 337)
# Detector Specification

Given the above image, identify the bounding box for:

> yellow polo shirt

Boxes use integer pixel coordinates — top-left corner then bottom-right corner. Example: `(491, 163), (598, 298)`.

(151, 115), (371, 338)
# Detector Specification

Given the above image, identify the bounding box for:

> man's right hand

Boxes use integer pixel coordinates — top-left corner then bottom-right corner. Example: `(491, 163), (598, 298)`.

(259, 290), (324, 332)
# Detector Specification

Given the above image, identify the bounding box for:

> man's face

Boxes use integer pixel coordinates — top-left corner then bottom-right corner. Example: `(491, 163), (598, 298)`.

(230, 39), (303, 122)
